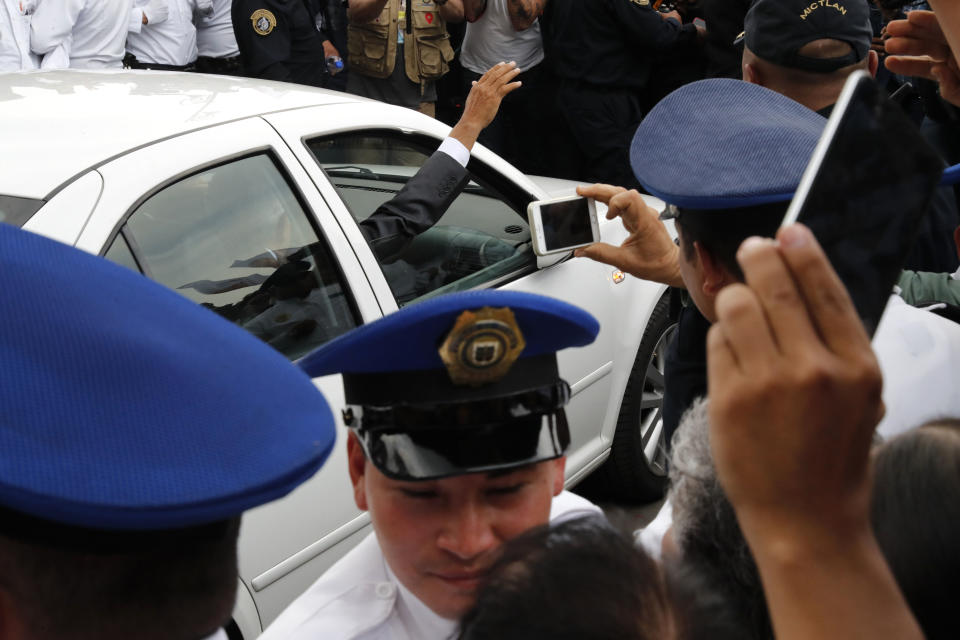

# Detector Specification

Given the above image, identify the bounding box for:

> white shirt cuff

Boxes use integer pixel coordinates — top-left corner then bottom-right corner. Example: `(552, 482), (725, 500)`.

(634, 499), (672, 561)
(437, 137), (470, 168)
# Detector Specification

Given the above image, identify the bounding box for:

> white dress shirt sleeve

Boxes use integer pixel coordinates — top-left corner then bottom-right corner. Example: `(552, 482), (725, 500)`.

(128, 0), (143, 33)
(141, 0), (170, 25)
(39, 42), (71, 68)
(437, 136), (471, 168)
(30, 0), (83, 56)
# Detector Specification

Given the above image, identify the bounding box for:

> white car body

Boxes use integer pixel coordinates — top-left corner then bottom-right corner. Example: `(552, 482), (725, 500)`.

(0, 71), (668, 638)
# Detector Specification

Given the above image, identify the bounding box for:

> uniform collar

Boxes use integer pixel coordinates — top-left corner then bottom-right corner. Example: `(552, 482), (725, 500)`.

(384, 559), (459, 640)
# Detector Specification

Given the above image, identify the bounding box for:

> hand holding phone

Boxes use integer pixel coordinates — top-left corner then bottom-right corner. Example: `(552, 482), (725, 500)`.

(527, 195), (601, 256)
(782, 70), (944, 336)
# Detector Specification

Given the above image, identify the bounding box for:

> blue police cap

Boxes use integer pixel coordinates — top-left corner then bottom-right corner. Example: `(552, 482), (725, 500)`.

(0, 224), (335, 531)
(299, 290), (599, 481)
(630, 78), (827, 209)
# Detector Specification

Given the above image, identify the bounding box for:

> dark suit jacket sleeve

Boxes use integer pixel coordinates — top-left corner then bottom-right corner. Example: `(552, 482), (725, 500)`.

(359, 150), (470, 263)
(609, 0), (698, 50)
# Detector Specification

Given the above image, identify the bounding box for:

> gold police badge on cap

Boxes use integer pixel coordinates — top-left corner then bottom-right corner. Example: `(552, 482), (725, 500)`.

(251, 9), (276, 36)
(439, 307), (526, 386)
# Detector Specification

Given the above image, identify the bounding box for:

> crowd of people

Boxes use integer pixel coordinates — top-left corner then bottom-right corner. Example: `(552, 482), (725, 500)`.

(0, 0), (239, 72)
(2, 0), (960, 639)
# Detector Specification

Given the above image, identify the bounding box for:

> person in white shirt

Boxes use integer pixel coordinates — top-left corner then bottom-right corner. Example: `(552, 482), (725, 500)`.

(195, 0), (241, 75)
(126, 0), (211, 69)
(0, 0), (38, 71)
(460, 0), (550, 174)
(29, 0), (130, 69)
(260, 283), (603, 637)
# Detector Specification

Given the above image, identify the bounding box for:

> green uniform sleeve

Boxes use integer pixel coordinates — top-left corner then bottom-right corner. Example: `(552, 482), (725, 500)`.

(897, 270), (960, 307)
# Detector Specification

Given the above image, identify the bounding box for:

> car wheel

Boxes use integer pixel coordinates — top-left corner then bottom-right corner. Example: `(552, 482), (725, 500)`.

(601, 293), (678, 503)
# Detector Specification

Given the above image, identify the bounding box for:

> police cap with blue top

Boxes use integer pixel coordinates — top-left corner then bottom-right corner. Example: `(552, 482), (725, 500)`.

(299, 290), (600, 481)
(0, 223), (336, 534)
(629, 78), (827, 214)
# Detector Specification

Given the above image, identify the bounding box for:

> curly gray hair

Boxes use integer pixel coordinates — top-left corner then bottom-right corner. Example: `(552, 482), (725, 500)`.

(667, 397), (773, 640)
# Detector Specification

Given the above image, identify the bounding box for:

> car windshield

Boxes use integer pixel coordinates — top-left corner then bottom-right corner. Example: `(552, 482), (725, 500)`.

(0, 195), (44, 228)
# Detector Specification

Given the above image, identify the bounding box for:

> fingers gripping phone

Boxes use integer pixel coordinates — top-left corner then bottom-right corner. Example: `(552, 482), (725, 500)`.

(527, 195), (600, 256)
(782, 70), (945, 336)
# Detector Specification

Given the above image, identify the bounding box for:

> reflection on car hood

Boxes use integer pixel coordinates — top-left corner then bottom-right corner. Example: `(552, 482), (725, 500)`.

(0, 70), (358, 199)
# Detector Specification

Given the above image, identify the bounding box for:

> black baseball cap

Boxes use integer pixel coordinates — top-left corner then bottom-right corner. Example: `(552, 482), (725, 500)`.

(736, 0), (873, 73)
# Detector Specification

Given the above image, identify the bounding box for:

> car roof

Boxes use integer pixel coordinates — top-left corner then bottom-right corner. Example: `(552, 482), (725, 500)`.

(0, 70), (362, 200)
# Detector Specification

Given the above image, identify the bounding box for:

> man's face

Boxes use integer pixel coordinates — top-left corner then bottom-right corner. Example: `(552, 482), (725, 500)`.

(347, 434), (565, 619)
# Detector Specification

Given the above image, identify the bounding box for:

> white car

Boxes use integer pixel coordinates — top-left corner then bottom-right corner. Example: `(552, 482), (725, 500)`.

(0, 71), (674, 638)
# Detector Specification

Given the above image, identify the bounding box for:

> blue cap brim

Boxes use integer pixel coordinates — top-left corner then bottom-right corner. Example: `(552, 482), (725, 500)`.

(298, 290), (600, 377)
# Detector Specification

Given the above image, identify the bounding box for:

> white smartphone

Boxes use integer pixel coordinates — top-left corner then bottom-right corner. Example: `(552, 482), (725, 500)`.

(527, 195), (600, 256)
(782, 70), (944, 336)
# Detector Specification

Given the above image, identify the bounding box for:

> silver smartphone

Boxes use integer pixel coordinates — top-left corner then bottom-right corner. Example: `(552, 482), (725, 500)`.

(527, 195), (600, 256)
(782, 70), (945, 336)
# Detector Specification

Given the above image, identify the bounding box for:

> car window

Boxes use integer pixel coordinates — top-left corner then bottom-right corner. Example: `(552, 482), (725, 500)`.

(103, 233), (140, 273)
(104, 153), (360, 361)
(306, 132), (535, 306)
(0, 195), (44, 228)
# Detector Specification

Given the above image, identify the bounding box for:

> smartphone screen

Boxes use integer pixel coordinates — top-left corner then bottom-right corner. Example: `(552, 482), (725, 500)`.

(540, 198), (594, 252)
(784, 72), (944, 336)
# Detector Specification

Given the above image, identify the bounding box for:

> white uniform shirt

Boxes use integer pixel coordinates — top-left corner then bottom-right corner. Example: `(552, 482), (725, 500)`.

(127, 0), (202, 66)
(260, 490), (602, 640)
(872, 294), (960, 439)
(460, 0), (543, 74)
(196, 0), (237, 58)
(30, 0), (130, 68)
(0, 0), (38, 70)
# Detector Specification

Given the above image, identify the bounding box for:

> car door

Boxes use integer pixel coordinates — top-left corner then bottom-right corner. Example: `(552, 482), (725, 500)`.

(64, 117), (381, 626)
(265, 104), (657, 485)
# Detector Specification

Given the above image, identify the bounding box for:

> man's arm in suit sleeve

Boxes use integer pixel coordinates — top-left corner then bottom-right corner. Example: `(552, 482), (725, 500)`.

(358, 61), (523, 262)
(360, 151), (469, 262)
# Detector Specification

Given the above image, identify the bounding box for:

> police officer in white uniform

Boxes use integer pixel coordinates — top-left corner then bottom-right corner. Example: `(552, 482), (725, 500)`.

(0, 224), (337, 640)
(195, 0), (242, 75)
(29, 0), (131, 68)
(0, 0), (38, 70)
(260, 289), (603, 639)
(127, 0), (212, 69)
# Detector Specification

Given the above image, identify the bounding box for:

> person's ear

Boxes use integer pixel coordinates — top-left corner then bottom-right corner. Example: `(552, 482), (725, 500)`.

(954, 225), (960, 263)
(550, 457), (566, 497)
(347, 432), (369, 511)
(868, 50), (879, 78)
(695, 241), (732, 296)
(743, 62), (762, 86)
